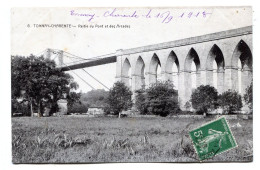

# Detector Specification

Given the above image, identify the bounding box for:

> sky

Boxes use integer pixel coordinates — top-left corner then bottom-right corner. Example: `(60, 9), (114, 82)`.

(11, 7), (252, 92)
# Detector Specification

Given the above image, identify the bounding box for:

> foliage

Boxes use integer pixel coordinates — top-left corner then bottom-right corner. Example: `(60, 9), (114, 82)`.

(184, 101), (192, 111)
(135, 89), (148, 115)
(11, 99), (30, 116)
(80, 89), (109, 107)
(218, 90), (243, 114)
(146, 81), (179, 117)
(190, 85), (218, 114)
(67, 92), (81, 107)
(68, 102), (89, 114)
(107, 81), (133, 115)
(11, 55), (78, 116)
(103, 103), (112, 115)
(244, 82), (253, 110)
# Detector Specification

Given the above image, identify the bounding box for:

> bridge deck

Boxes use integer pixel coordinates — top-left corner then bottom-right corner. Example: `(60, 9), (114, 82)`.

(60, 55), (117, 71)
(58, 26), (252, 71)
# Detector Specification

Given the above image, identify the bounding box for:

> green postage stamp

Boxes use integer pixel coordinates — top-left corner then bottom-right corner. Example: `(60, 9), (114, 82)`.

(189, 117), (237, 161)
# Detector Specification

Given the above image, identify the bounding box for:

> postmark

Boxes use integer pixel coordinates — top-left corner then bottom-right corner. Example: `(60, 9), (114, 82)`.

(189, 117), (237, 161)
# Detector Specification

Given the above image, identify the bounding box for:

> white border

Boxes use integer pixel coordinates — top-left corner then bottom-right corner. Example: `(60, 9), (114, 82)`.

(1, 0), (259, 170)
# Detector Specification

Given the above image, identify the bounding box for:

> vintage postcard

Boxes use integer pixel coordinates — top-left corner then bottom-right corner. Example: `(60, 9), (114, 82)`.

(11, 7), (253, 163)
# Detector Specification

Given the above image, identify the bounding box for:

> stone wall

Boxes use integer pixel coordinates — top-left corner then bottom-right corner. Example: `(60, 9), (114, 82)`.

(116, 26), (252, 109)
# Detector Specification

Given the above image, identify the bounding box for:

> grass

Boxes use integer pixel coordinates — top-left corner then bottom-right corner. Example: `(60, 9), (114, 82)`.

(12, 116), (253, 163)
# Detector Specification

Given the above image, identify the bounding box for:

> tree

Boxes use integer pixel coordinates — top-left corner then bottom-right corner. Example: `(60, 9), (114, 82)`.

(184, 101), (192, 112)
(67, 92), (81, 107)
(107, 81), (133, 118)
(146, 81), (179, 117)
(80, 89), (109, 107)
(218, 90), (243, 114)
(244, 82), (253, 110)
(66, 92), (83, 114)
(46, 72), (79, 116)
(11, 55), (78, 116)
(135, 89), (148, 114)
(190, 85), (218, 114)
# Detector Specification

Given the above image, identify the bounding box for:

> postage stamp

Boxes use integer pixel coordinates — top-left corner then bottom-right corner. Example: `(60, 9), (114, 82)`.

(189, 117), (237, 161)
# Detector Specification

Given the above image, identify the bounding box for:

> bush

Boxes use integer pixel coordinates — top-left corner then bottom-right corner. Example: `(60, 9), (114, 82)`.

(218, 90), (242, 114)
(184, 101), (192, 111)
(11, 99), (31, 116)
(103, 103), (113, 115)
(135, 89), (148, 114)
(244, 82), (253, 110)
(67, 102), (89, 114)
(80, 89), (109, 108)
(146, 81), (179, 117)
(190, 85), (218, 114)
(107, 81), (133, 117)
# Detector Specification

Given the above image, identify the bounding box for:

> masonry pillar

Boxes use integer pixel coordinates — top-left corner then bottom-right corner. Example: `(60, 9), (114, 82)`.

(200, 70), (207, 85)
(57, 50), (64, 67)
(231, 68), (239, 92)
(141, 71), (148, 89)
(161, 71), (172, 82)
(206, 70), (214, 86)
(185, 72), (192, 105)
(121, 76), (131, 88)
(241, 67), (252, 95)
(178, 71), (185, 109)
(179, 71), (191, 109)
(147, 72), (157, 86)
(44, 48), (51, 59)
(131, 74), (143, 92)
(217, 68), (225, 94)
(224, 67), (233, 91)
(115, 53), (124, 82)
(196, 71), (201, 87)
(131, 74), (144, 103)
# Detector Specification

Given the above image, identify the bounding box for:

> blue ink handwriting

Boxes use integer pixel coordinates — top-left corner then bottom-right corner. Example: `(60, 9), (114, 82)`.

(70, 9), (212, 24)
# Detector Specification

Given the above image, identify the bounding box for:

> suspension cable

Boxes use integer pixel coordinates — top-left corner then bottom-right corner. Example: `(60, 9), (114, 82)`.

(81, 68), (110, 90)
(66, 56), (110, 90)
(40, 48), (110, 90)
(35, 49), (47, 57)
(63, 51), (88, 60)
(62, 63), (95, 90)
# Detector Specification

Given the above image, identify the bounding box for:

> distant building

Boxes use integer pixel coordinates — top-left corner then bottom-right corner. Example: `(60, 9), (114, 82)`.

(57, 99), (68, 115)
(87, 107), (104, 115)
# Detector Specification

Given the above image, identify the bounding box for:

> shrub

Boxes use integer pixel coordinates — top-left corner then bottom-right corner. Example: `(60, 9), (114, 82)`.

(244, 82), (253, 110)
(67, 102), (89, 114)
(103, 103), (113, 115)
(190, 85), (218, 114)
(11, 99), (31, 116)
(146, 81), (179, 117)
(218, 90), (242, 114)
(184, 101), (192, 111)
(80, 89), (109, 108)
(107, 81), (133, 117)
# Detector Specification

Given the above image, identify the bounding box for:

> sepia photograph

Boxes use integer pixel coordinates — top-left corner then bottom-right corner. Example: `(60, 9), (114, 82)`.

(10, 6), (253, 163)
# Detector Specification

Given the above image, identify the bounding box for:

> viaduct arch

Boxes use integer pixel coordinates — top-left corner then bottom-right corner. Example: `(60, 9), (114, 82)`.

(115, 26), (252, 109)
(51, 26), (252, 110)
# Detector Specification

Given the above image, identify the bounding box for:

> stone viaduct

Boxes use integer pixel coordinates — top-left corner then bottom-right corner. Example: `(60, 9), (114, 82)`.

(115, 26), (252, 108)
(49, 26), (252, 109)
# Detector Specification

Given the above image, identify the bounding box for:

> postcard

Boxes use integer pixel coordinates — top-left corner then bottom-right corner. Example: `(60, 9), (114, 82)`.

(11, 7), (253, 163)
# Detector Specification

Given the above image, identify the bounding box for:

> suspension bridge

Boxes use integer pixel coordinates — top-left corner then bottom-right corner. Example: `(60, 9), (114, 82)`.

(36, 48), (115, 90)
(36, 26), (252, 109)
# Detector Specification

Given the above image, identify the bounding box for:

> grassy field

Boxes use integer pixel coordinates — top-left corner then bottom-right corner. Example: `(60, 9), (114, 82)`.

(12, 116), (253, 163)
